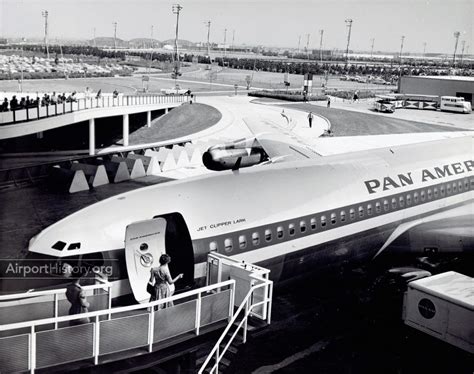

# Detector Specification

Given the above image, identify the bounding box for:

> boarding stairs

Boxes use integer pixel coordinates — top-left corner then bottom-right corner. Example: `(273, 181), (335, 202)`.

(198, 253), (274, 374)
(0, 254), (273, 373)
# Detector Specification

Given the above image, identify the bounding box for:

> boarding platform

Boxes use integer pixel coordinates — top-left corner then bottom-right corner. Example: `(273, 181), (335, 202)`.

(0, 253), (273, 373)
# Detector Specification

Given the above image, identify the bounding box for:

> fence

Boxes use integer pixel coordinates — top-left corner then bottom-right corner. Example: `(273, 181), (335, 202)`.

(0, 94), (188, 125)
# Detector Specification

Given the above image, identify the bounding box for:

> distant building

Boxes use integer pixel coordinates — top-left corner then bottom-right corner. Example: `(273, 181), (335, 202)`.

(399, 76), (474, 104)
(0, 38), (7, 45)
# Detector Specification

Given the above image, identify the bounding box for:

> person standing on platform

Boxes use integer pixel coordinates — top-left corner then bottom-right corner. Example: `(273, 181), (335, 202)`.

(307, 111), (314, 128)
(65, 273), (90, 326)
(148, 254), (183, 310)
(327, 97), (331, 108)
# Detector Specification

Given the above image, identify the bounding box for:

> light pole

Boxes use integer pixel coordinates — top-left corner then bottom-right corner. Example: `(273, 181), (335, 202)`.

(112, 22), (117, 55)
(172, 4), (183, 80)
(42, 10), (49, 59)
(297, 35), (301, 54)
(453, 31), (460, 67)
(223, 28), (227, 58)
(231, 29), (235, 54)
(306, 33), (310, 60)
(149, 25), (154, 73)
(423, 42), (427, 59)
(93, 27), (96, 48)
(205, 21), (211, 58)
(319, 30), (324, 63)
(345, 19), (353, 65)
(370, 38), (375, 60)
(460, 40), (466, 65)
(398, 35), (405, 85)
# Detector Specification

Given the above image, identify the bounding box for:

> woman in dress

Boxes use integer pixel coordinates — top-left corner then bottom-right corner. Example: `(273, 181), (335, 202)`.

(149, 254), (183, 309)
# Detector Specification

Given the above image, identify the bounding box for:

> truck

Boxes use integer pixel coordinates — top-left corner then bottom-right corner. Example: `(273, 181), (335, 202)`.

(403, 271), (473, 354)
(439, 96), (472, 114)
(402, 94), (472, 113)
(373, 95), (396, 113)
(160, 85), (189, 95)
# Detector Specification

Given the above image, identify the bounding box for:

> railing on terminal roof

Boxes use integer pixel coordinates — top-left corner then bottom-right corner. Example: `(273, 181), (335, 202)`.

(0, 93), (189, 125)
(0, 279), (235, 374)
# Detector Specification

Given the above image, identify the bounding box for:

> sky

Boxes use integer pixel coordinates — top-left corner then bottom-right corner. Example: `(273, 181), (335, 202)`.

(0, 0), (472, 54)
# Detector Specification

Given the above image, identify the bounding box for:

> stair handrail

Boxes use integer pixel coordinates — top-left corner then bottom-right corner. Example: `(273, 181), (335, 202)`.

(198, 275), (273, 374)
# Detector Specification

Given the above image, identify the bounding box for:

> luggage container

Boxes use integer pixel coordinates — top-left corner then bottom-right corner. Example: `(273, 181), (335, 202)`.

(403, 271), (473, 353)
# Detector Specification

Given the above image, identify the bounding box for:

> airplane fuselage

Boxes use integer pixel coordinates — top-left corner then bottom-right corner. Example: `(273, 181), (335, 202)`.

(28, 136), (474, 297)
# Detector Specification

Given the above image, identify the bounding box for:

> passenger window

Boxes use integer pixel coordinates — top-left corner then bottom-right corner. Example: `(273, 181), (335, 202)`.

(300, 221), (307, 233)
(464, 180), (469, 189)
(399, 196), (404, 207)
(350, 208), (356, 219)
(471, 179), (474, 188)
(452, 183), (457, 193)
(383, 200), (389, 211)
(265, 229), (272, 242)
(340, 211), (346, 222)
(458, 182), (463, 191)
(420, 191), (425, 201)
(252, 232), (260, 246)
(209, 241), (218, 252)
(391, 198), (397, 209)
(358, 206), (364, 217)
(447, 184), (451, 194)
(434, 188), (438, 198)
(331, 213), (336, 224)
(321, 216), (327, 227)
(224, 238), (233, 253)
(367, 204), (372, 215)
(427, 189), (432, 199)
(440, 185), (445, 196)
(289, 224), (295, 236)
(375, 202), (381, 213)
(277, 226), (284, 239)
(406, 194), (411, 205)
(239, 235), (247, 249)
(413, 192), (419, 203)
(310, 218), (317, 230)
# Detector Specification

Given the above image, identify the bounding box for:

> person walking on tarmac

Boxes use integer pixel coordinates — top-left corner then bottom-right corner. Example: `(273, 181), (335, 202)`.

(307, 111), (314, 128)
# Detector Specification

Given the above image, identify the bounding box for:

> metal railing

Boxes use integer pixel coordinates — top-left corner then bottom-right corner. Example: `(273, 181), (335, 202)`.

(0, 279), (235, 373)
(0, 279), (112, 327)
(0, 94), (189, 125)
(199, 274), (273, 374)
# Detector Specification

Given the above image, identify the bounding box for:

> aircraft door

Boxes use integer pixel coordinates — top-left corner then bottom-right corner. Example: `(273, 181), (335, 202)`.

(125, 218), (167, 303)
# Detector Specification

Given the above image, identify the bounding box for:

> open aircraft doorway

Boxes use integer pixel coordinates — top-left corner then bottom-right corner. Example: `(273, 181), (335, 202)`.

(125, 214), (195, 303)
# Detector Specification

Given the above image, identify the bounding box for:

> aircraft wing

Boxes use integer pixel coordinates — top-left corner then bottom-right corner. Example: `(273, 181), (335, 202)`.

(242, 117), (322, 162)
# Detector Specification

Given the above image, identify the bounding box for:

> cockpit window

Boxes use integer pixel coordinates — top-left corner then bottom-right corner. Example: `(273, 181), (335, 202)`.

(68, 243), (81, 250)
(52, 241), (66, 251)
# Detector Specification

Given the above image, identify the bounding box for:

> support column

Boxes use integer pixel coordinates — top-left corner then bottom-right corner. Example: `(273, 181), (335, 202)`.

(89, 118), (95, 156)
(123, 114), (129, 147)
(147, 111), (151, 128)
(165, 107), (169, 114)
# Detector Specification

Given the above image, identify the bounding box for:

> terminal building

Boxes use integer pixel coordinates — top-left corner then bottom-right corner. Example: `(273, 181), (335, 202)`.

(399, 76), (474, 105)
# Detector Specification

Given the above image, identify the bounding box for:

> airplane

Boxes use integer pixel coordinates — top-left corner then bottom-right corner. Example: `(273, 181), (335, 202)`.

(27, 118), (474, 302)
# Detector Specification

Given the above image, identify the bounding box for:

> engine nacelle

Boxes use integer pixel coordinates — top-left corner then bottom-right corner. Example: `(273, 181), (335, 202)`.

(202, 140), (267, 171)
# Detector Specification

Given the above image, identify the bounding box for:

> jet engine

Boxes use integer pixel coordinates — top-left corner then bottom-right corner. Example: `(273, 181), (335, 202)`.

(202, 138), (267, 171)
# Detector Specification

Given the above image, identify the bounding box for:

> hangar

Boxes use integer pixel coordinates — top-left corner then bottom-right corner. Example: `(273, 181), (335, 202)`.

(399, 76), (474, 105)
